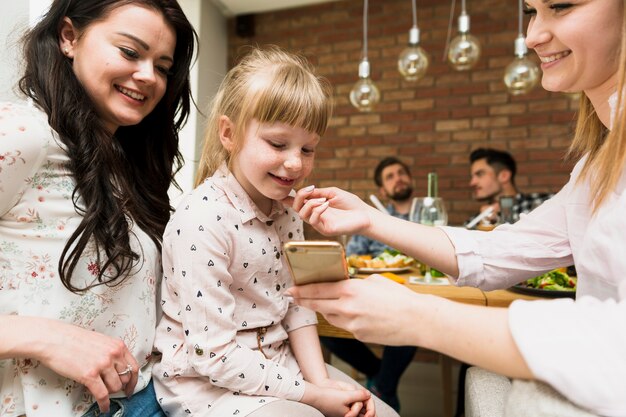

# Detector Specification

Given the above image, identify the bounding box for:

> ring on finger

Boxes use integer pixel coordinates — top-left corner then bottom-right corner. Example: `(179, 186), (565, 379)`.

(117, 364), (133, 376)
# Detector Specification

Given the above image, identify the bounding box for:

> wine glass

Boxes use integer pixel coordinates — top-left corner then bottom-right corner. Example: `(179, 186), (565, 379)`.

(409, 197), (448, 280)
(418, 197), (448, 226)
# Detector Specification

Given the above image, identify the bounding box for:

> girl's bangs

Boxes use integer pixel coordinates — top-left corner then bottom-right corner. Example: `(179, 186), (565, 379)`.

(246, 66), (330, 136)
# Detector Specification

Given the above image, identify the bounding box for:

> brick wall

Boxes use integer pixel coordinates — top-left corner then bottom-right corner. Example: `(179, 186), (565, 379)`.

(227, 0), (577, 225)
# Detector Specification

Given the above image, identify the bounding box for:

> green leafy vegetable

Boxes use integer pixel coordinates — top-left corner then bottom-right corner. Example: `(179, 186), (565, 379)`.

(524, 270), (577, 292)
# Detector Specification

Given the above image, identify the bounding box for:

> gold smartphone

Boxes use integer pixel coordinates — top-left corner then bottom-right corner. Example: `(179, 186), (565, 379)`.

(284, 241), (350, 285)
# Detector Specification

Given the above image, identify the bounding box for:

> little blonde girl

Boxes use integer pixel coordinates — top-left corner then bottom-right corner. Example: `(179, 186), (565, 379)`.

(153, 47), (398, 417)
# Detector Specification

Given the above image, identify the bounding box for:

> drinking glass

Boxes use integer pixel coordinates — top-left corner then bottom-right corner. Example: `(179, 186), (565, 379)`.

(417, 197), (448, 227)
(409, 197), (448, 279)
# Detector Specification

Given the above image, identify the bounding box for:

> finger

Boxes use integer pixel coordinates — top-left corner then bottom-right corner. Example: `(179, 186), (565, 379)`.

(308, 187), (339, 200)
(295, 198), (317, 224)
(344, 388), (371, 405)
(290, 185), (316, 211)
(102, 366), (124, 395)
(302, 198), (329, 213)
(351, 401), (364, 417)
(84, 377), (110, 413)
(125, 371), (137, 398)
(292, 299), (348, 320)
(123, 354), (140, 397)
(307, 201), (329, 225)
(297, 198), (327, 225)
(363, 397), (376, 417)
(286, 280), (346, 299)
(124, 366), (137, 398)
(346, 400), (364, 417)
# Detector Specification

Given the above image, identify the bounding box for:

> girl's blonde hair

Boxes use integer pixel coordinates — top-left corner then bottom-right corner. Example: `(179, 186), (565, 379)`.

(195, 46), (332, 186)
(568, 0), (625, 211)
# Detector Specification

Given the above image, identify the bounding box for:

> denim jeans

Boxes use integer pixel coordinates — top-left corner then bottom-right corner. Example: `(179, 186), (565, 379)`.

(81, 380), (165, 417)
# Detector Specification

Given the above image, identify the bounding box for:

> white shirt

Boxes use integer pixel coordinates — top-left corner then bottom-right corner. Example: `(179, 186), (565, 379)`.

(443, 156), (626, 416)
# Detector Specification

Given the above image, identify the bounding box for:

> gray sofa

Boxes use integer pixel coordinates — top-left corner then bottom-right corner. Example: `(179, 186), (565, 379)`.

(465, 367), (600, 417)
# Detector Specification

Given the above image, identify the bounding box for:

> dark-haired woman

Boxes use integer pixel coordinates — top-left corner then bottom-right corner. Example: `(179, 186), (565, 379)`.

(0, 1), (195, 416)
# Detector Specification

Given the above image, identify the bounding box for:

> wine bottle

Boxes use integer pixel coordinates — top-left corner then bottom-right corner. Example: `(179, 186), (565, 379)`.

(427, 172), (438, 198)
(425, 172), (445, 278)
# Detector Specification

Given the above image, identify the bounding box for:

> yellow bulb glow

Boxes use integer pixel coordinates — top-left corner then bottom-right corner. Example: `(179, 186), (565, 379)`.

(350, 77), (380, 112)
(448, 33), (481, 71)
(398, 45), (429, 82)
(350, 59), (380, 112)
(504, 56), (540, 95)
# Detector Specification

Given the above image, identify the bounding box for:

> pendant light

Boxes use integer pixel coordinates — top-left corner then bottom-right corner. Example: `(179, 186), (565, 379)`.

(350, 0), (380, 112)
(447, 0), (481, 71)
(503, 0), (540, 95)
(397, 0), (429, 82)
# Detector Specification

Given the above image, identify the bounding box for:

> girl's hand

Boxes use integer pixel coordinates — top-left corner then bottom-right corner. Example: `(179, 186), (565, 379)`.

(317, 378), (376, 417)
(27, 317), (139, 413)
(286, 275), (423, 346)
(301, 381), (375, 417)
(282, 186), (374, 237)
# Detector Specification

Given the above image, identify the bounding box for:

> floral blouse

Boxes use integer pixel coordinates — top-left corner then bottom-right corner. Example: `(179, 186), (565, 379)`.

(0, 102), (160, 416)
(153, 164), (317, 417)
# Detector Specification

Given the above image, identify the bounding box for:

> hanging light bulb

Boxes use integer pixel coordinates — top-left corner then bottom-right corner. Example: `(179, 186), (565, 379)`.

(503, 0), (540, 95)
(504, 36), (540, 95)
(447, 0), (481, 71)
(398, 0), (429, 81)
(350, 59), (380, 111)
(350, 0), (380, 112)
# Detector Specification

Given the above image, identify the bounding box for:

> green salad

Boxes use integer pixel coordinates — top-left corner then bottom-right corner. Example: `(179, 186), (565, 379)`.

(524, 269), (577, 292)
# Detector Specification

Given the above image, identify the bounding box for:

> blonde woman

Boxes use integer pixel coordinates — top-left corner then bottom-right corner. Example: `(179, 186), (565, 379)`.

(287, 1), (626, 415)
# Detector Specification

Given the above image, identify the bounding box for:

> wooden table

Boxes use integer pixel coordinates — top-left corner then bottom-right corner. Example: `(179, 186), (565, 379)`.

(316, 271), (542, 417)
(483, 288), (546, 307)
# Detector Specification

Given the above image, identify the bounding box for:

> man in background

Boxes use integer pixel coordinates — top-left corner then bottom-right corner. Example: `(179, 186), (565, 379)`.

(346, 156), (414, 255)
(323, 157), (417, 412)
(468, 148), (554, 225)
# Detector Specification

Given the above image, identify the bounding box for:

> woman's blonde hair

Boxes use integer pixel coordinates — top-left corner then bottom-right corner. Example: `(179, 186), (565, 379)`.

(195, 46), (332, 186)
(568, 0), (625, 211)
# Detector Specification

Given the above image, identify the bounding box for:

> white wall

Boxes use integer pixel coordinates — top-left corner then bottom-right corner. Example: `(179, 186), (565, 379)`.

(174, 0), (228, 199)
(0, 2), (31, 102)
(0, 0), (228, 199)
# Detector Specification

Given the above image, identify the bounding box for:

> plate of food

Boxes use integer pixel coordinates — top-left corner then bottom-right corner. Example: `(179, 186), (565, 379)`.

(357, 266), (412, 273)
(347, 250), (416, 274)
(510, 269), (577, 299)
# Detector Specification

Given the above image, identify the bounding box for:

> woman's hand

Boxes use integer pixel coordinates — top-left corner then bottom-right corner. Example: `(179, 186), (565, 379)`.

(301, 381), (375, 417)
(42, 320), (139, 412)
(2, 316), (139, 413)
(286, 275), (424, 346)
(282, 186), (374, 237)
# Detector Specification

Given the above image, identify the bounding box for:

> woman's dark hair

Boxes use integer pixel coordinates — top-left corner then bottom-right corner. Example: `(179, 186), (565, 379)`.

(469, 148), (517, 184)
(18, 0), (196, 292)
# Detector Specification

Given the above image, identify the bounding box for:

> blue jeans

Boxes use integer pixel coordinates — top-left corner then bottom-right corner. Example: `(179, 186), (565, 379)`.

(81, 380), (165, 417)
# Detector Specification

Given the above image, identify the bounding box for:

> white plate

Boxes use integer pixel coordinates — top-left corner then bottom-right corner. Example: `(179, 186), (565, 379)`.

(357, 266), (412, 273)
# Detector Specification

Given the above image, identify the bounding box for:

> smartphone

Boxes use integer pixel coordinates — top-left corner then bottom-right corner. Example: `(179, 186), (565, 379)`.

(284, 241), (349, 285)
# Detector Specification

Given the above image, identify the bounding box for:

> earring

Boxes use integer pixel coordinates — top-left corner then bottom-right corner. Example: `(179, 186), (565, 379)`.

(63, 47), (69, 55)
